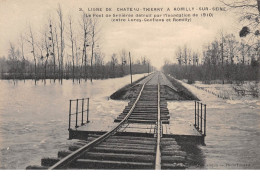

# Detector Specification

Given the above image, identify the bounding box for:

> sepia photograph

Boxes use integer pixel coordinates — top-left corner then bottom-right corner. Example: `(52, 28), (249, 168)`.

(0, 0), (259, 172)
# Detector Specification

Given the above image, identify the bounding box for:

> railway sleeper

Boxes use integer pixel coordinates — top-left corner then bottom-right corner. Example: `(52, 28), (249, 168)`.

(103, 137), (156, 143)
(124, 108), (169, 112)
(122, 111), (169, 115)
(81, 152), (155, 163)
(134, 106), (168, 109)
(128, 105), (167, 107)
(161, 163), (186, 170)
(114, 119), (169, 124)
(162, 145), (181, 150)
(109, 135), (155, 141)
(117, 119), (169, 123)
(91, 146), (155, 155)
(129, 102), (167, 105)
(117, 117), (170, 121)
(161, 151), (187, 157)
(26, 165), (48, 170)
(161, 156), (185, 163)
(97, 143), (155, 150)
(124, 107), (168, 110)
(86, 135), (156, 142)
(103, 138), (156, 145)
(161, 140), (178, 145)
(118, 115), (170, 119)
(71, 159), (154, 169)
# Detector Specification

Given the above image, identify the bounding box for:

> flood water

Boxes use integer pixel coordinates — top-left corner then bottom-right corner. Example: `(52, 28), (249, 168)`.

(0, 74), (259, 169)
(0, 74), (145, 169)
(167, 82), (260, 169)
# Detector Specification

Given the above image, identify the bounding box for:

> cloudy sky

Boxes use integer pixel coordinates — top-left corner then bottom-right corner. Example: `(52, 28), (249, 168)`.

(0, 0), (239, 69)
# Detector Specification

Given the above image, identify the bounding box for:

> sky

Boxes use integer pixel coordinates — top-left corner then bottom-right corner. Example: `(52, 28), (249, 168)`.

(0, 0), (240, 69)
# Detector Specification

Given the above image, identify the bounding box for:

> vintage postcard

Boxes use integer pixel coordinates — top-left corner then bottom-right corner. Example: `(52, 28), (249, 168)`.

(0, 0), (259, 172)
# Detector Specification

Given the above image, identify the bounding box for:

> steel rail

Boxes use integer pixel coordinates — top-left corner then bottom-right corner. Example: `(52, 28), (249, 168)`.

(155, 77), (161, 170)
(49, 74), (155, 170)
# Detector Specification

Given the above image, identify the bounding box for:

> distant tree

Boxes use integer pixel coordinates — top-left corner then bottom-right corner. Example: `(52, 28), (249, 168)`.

(26, 24), (37, 84)
(90, 18), (99, 82)
(120, 49), (127, 76)
(48, 18), (57, 81)
(57, 4), (65, 84)
(110, 53), (118, 77)
(41, 31), (50, 84)
(80, 12), (90, 81)
(68, 15), (75, 83)
(54, 26), (61, 81)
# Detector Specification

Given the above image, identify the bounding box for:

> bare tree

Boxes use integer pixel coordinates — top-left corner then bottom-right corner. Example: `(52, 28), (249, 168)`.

(80, 12), (90, 81)
(221, 0), (260, 39)
(226, 34), (239, 64)
(36, 37), (45, 82)
(43, 31), (50, 84)
(120, 49), (127, 76)
(175, 46), (182, 65)
(26, 25), (37, 85)
(49, 18), (56, 82)
(90, 18), (99, 82)
(74, 39), (80, 82)
(192, 51), (199, 66)
(183, 45), (188, 65)
(54, 26), (60, 81)
(141, 56), (147, 65)
(8, 42), (18, 82)
(68, 15), (75, 83)
(111, 53), (118, 77)
(57, 4), (65, 84)
(19, 34), (26, 81)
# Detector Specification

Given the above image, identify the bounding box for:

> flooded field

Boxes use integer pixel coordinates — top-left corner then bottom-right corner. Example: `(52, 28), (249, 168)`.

(0, 74), (145, 169)
(168, 81), (260, 169)
(0, 74), (259, 169)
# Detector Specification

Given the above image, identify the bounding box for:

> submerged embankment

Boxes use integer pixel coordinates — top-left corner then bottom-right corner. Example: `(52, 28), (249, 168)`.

(110, 73), (199, 101)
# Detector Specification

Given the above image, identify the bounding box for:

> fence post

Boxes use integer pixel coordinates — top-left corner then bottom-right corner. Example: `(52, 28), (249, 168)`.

(75, 99), (79, 128)
(197, 102), (199, 130)
(204, 104), (206, 136)
(87, 98), (90, 123)
(81, 98), (84, 125)
(68, 100), (72, 130)
(195, 101), (197, 127)
(200, 103), (203, 132)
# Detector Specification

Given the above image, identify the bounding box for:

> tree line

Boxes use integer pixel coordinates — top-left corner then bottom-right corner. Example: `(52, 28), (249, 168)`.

(163, 32), (260, 84)
(0, 4), (152, 84)
(164, 0), (260, 84)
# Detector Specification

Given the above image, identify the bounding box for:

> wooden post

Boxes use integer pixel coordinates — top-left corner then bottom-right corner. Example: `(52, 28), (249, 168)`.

(87, 98), (90, 123)
(68, 100), (72, 130)
(197, 102), (199, 129)
(81, 98), (84, 125)
(129, 52), (132, 84)
(148, 63), (149, 74)
(195, 101), (197, 127)
(200, 103), (203, 132)
(204, 104), (206, 136)
(75, 99), (79, 128)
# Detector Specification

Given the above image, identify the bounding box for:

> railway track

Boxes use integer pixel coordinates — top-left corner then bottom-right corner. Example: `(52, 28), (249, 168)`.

(32, 72), (186, 170)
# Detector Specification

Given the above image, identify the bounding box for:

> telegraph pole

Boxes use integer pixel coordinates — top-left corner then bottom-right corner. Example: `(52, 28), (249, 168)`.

(148, 62), (149, 74)
(221, 34), (224, 84)
(129, 52), (132, 84)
